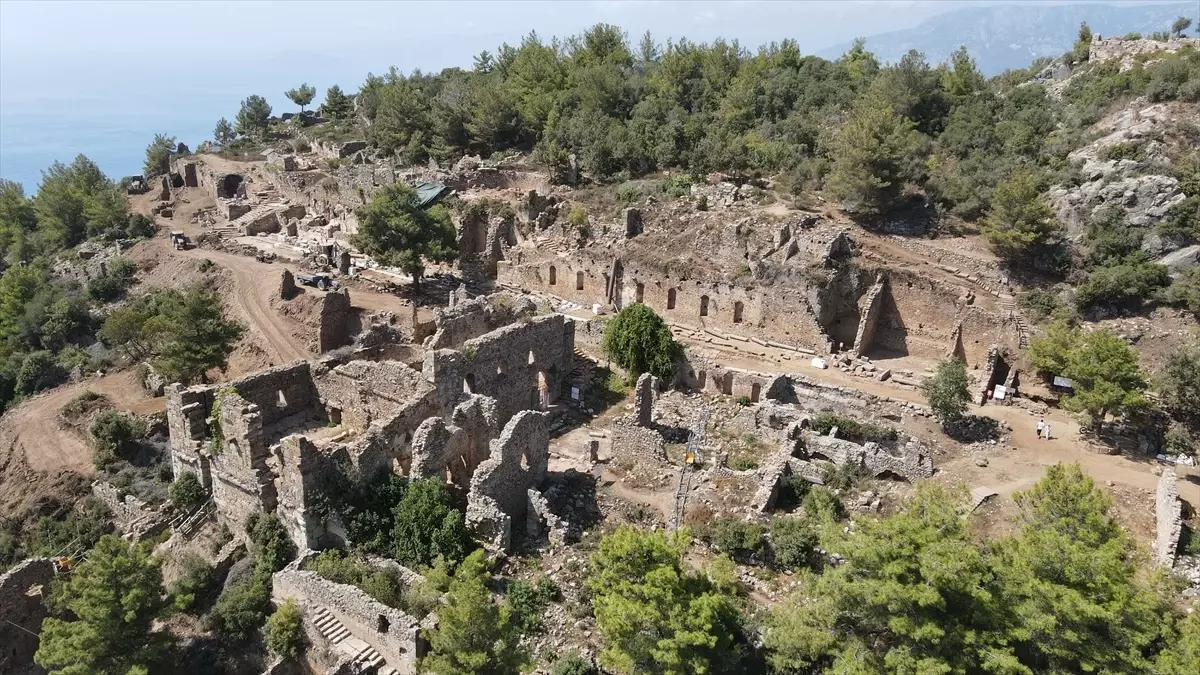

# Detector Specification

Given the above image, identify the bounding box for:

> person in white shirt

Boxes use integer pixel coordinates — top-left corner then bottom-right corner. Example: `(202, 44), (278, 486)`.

(1036, 419), (1045, 438)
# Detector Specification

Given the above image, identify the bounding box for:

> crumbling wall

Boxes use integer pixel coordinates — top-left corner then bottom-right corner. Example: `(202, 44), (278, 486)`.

(853, 275), (887, 357)
(800, 433), (933, 482)
(1155, 468), (1182, 567)
(634, 373), (655, 426)
(410, 395), (499, 488)
(209, 391), (277, 533)
(678, 356), (789, 403)
(318, 289), (353, 352)
(273, 563), (422, 674)
(0, 558), (53, 675)
(91, 481), (170, 540)
(466, 410), (549, 551)
(427, 292), (536, 350)
(423, 314), (575, 426)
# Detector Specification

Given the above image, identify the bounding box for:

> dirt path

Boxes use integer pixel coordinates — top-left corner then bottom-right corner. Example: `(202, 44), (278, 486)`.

(0, 371), (163, 476)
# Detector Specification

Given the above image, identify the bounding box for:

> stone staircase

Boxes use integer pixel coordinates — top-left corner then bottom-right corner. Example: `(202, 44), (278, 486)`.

(229, 203), (285, 234)
(311, 606), (398, 675)
(532, 235), (566, 256)
(998, 295), (1030, 349)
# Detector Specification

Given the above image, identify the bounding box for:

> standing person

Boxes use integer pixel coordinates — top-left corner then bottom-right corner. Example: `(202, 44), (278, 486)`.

(1043, 423), (1051, 440)
(1036, 419), (1045, 438)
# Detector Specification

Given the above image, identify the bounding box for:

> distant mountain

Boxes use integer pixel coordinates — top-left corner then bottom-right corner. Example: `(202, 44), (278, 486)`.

(817, 2), (1197, 75)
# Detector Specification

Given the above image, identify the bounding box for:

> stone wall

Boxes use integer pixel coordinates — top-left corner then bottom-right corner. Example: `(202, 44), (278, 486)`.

(91, 481), (170, 540)
(273, 562), (422, 674)
(0, 558), (53, 675)
(410, 395), (499, 488)
(853, 275), (887, 357)
(466, 410), (550, 551)
(317, 289), (353, 353)
(427, 292), (536, 350)
(423, 314), (575, 426)
(1155, 467), (1183, 567)
(677, 355), (792, 404)
(800, 433), (933, 482)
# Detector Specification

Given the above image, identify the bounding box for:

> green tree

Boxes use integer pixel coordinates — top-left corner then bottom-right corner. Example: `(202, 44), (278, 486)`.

(1061, 329), (1148, 425)
(601, 303), (680, 382)
(769, 517), (817, 571)
(419, 549), (528, 675)
(353, 182), (457, 293)
(1171, 16), (1193, 37)
(994, 463), (1173, 673)
(142, 133), (176, 178)
(393, 477), (469, 568)
(765, 484), (1013, 673)
(284, 83), (316, 112)
(587, 526), (741, 675)
(320, 85), (353, 120)
(982, 169), (1061, 261)
(235, 95), (272, 140)
(35, 535), (171, 675)
(212, 117), (236, 147)
(248, 512), (296, 573)
(169, 470), (206, 512)
(551, 652), (598, 675)
(1073, 22), (1094, 64)
(1028, 319), (1080, 376)
(1159, 339), (1200, 424)
(1156, 610), (1200, 674)
(0, 179), (38, 264)
(168, 553), (215, 612)
(922, 357), (972, 425)
(34, 155), (128, 250)
(941, 46), (986, 100)
(265, 599), (306, 661)
(100, 286), (245, 385)
(825, 96), (919, 215)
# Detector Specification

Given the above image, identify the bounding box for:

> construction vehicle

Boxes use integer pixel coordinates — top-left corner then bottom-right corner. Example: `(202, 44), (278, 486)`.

(296, 272), (337, 290)
(255, 250), (276, 263)
(169, 231), (191, 250)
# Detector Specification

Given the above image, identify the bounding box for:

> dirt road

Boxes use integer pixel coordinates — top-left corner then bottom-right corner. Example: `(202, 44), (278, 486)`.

(0, 371), (162, 478)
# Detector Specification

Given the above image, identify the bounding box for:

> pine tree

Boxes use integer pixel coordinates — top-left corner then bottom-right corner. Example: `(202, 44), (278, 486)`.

(352, 183), (456, 293)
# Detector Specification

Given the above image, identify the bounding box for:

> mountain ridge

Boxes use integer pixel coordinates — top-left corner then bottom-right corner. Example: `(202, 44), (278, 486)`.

(817, 2), (1197, 74)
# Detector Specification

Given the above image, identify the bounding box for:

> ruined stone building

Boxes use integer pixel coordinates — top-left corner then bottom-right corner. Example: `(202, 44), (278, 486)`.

(166, 312), (576, 554)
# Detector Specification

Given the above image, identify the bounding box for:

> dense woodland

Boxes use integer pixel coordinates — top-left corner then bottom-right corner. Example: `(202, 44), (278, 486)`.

(1, 20), (1199, 675)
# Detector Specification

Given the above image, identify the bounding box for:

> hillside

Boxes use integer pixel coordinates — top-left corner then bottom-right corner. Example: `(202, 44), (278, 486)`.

(818, 1), (1198, 74)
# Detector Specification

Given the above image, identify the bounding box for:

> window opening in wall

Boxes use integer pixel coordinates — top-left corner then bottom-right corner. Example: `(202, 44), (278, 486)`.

(667, 288), (677, 310)
(700, 295), (709, 317)
(750, 382), (761, 402)
(722, 372), (734, 395)
(697, 371), (707, 389)
(635, 281), (644, 303)
(276, 390), (287, 407)
(328, 407), (342, 425)
(576, 271), (584, 291)
(549, 265), (557, 286)
(733, 301), (744, 323)
(377, 615), (390, 634)
(463, 373), (476, 394)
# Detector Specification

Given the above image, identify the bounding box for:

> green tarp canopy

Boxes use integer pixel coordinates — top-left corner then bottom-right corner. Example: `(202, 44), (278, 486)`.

(413, 181), (451, 209)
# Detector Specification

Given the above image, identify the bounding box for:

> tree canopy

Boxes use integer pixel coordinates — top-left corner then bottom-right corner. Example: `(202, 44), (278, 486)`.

(352, 182), (457, 291)
(601, 302), (681, 382)
(234, 95), (272, 140)
(284, 83), (316, 112)
(922, 357), (972, 425)
(142, 134), (177, 178)
(35, 535), (172, 675)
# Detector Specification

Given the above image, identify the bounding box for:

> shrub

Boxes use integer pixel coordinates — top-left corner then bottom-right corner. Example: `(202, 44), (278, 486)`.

(551, 653), (598, 675)
(308, 549), (406, 609)
(90, 410), (146, 470)
(265, 599), (305, 661)
(247, 512), (295, 573)
(507, 577), (559, 634)
(61, 390), (108, 423)
(770, 517), (818, 570)
(1075, 260), (1170, 312)
(169, 471), (206, 512)
(730, 456), (759, 471)
(170, 553), (216, 612)
(704, 517), (766, 560)
(15, 351), (66, 397)
(809, 411), (897, 443)
(923, 358), (972, 425)
(207, 574), (272, 643)
(821, 459), (870, 492)
(802, 486), (846, 521)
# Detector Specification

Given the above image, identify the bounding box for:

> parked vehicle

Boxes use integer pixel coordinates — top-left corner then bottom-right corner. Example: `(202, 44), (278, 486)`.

(295, 272), (337, 290)
(169, 231), (191, 250)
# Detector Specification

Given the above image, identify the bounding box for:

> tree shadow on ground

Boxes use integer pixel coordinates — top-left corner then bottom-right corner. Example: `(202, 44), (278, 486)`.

(944, 415), (1001, 443)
